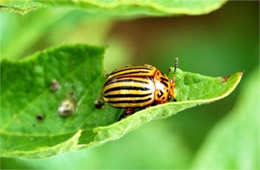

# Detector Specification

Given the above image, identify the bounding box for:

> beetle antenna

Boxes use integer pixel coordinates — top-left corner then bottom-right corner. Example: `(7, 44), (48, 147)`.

(174, 57), (178, 74)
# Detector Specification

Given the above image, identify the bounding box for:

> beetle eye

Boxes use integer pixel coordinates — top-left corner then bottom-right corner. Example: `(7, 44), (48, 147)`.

(168, 95), (172, 101)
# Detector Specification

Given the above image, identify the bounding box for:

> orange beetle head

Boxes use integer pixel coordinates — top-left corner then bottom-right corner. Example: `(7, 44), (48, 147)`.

(154, 70), (175, 104)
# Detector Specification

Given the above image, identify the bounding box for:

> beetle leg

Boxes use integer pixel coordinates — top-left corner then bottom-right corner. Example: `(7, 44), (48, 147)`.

(118, 108), (135, 121)
(118, 113), (127, 121)
(145, 105), (151, 109)
(125, 108), (135, 114)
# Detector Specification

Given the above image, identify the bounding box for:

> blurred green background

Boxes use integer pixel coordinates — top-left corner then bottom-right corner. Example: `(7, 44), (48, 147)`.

(0, 1), (259, 169)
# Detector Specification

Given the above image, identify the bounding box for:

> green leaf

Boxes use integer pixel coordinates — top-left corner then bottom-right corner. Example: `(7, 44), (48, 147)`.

(1, 120), (193, 169)
(1, 0), (227, 15)
(192, 68), (260, 169)
(0, 44), (242, 159)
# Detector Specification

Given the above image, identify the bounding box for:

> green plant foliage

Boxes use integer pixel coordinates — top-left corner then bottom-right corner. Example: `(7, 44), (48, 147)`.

(192, 68), (260, 169)
(0, 121), (193, 169)
(0, 44), (121, 158)
(0, 9), (114, 61)
(0, 44), (242, 159)
(1, 0), (227, 15)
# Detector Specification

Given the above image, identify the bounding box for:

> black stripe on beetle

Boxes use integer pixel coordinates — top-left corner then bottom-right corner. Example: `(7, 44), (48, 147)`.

(161, 77), (168, 82)
(104, 93), (152, 98)
(160, 80), (168, 88)
(110, 67), (152, 75)
(108, 98), (152, 104)
(104, 86), (150, 94)
(105, 78), (149, 86)
(114, 71), (150, 77)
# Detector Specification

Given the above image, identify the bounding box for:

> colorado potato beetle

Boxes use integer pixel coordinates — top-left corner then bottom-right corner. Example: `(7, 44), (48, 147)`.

(103, 60), (177, 115)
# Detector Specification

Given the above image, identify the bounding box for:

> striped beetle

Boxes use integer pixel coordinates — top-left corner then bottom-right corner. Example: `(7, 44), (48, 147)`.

(103, 60), (177, 115)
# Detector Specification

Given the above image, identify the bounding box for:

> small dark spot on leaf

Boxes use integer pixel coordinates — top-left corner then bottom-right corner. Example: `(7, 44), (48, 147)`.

(36, 113), (45, 121)
(50, 79), (60, 92)
(173, 99), (177, 102)
(95, 99), (105, 109)
(221, 76), (230, 82)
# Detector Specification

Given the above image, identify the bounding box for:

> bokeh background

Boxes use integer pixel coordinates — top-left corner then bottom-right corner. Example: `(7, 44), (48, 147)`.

(0, 1), (259, 169)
